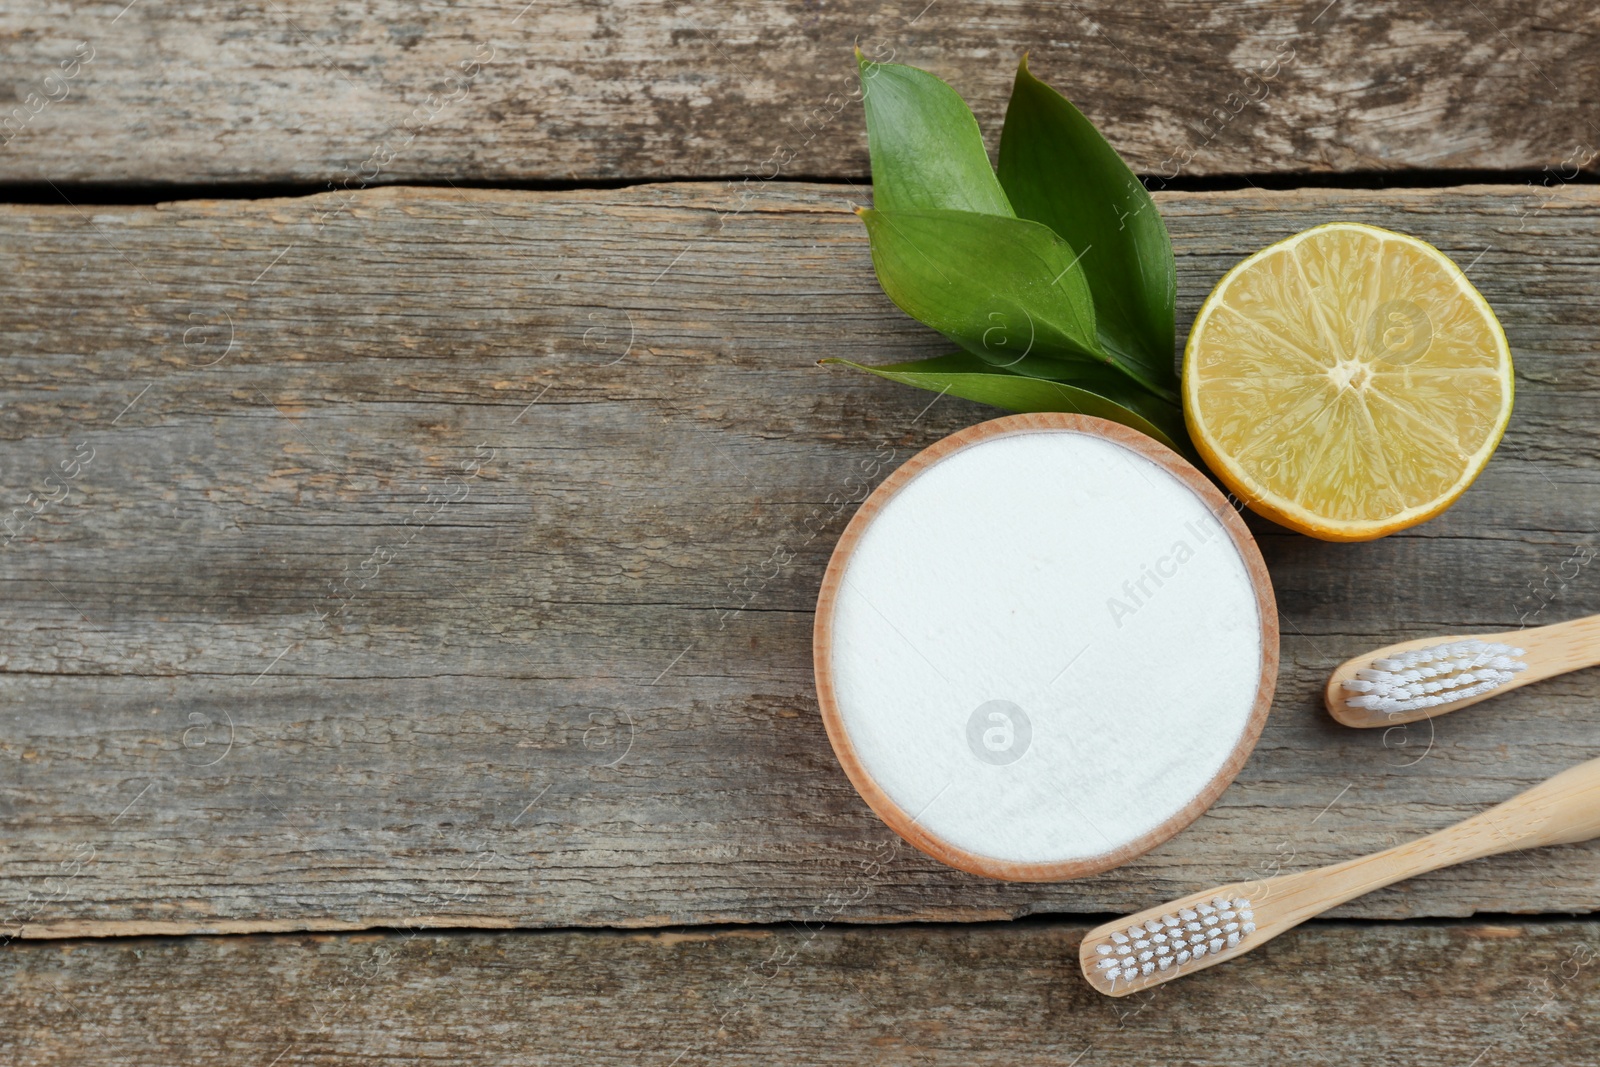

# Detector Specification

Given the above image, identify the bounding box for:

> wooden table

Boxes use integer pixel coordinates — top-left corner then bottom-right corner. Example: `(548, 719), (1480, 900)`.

(4, 3), (1599, 1062)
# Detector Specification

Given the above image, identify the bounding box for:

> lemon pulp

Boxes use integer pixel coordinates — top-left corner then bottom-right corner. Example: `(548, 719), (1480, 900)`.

(1184, 222), (1513, 541)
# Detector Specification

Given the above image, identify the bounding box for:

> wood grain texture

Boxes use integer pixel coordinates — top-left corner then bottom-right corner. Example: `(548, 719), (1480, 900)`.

(2, 1), (1599, 184)
(4, 921), (1598, 1064)
(6, 181), (1600, 937)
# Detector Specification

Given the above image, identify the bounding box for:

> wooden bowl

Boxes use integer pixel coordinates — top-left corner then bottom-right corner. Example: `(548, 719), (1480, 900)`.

(813, 413), (1278, 881)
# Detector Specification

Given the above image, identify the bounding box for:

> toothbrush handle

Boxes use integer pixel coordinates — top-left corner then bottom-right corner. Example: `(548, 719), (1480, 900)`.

(1418, 754), (1600, 854)
(1518, 612), (1600, 684)
(1264, 755), (1600, 923)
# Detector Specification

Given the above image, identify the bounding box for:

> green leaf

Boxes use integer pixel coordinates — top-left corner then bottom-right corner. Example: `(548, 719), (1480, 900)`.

(822, 353), (1190, 456)
(858, 54), (1013, 217)
(998, 56), (1177, 391)
(859, 207), (1096, 363)
(860, 207), (1179, 398)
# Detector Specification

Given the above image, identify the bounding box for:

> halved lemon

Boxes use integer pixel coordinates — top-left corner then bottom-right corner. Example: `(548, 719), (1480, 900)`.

(1184, 222), (1513, 542)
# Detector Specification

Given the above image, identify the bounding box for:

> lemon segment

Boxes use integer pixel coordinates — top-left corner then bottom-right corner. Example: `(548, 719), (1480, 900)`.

(1183, 222), (1513, 541)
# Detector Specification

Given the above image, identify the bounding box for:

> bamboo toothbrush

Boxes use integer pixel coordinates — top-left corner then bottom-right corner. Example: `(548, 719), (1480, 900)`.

(1078, 756), (1600, 996)
(1325, 614), (1600, 728)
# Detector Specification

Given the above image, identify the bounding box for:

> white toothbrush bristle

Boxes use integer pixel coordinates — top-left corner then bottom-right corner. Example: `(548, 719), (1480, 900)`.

(1091, 897), (1256, 987)
(1341, 640), (1526, 715)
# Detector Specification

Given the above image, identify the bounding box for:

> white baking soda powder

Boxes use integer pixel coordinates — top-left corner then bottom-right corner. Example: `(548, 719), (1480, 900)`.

(828, 429), (1264, 868)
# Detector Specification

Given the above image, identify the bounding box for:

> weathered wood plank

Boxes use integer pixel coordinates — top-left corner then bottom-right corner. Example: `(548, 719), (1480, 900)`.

(2, 2), (1597, 184)
(5, 182), (1600, 936)
(4, 921), (1597, 1064)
